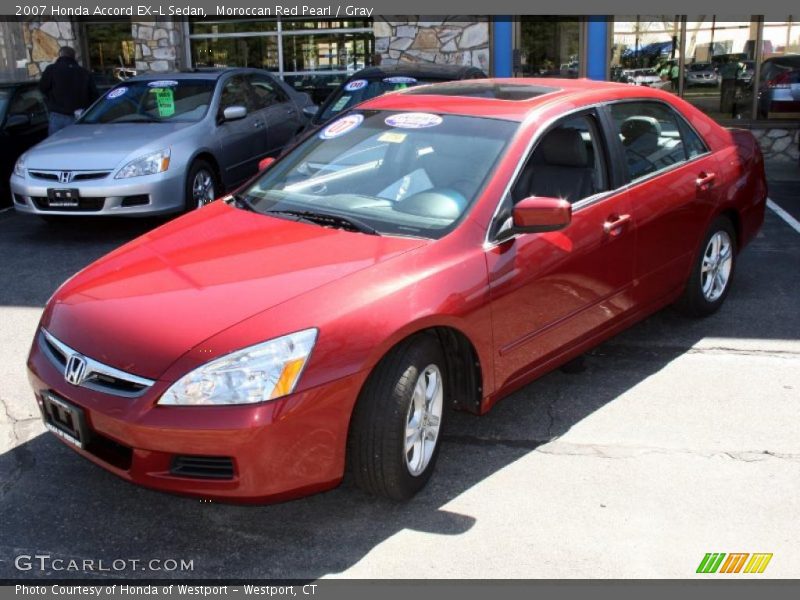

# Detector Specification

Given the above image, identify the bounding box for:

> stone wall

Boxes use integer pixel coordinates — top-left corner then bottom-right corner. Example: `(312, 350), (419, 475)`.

(132, 19), (184, 73)
(374, 17), (490, 73)
(752, 127), (800, 163)
(21, 20), (79, 78)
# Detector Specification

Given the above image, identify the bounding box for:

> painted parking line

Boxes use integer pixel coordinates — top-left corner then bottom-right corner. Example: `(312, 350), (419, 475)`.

(766, 198), (800, 235)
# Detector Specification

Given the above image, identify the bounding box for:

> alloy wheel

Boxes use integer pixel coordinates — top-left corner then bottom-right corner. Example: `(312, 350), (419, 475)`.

(701, 230), (733, 302)
(192, 169), (215, 208)
(404, 364), (444, 476)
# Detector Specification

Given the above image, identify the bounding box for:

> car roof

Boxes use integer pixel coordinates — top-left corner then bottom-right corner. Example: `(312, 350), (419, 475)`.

(349, 63), (484, 80)
(359, 77), (649, 121)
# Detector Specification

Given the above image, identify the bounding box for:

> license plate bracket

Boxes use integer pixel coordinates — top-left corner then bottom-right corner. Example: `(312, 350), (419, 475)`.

(39, 391), (90, 448)
(46, 188), (80, 207)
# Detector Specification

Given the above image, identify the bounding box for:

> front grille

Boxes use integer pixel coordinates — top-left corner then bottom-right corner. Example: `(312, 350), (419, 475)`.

(29, 170), (111, 182)
(32, 197), (105, 212)
(170, 456), (235, 480)
(39, 329), (155, 398)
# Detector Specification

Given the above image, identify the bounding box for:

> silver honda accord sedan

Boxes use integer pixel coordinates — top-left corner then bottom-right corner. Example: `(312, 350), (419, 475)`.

(11, 68), (314, 219)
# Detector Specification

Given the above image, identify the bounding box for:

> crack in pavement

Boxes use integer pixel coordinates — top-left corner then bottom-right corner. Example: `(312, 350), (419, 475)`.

(442, 435), (800, 463)
(591, 343), (800, 360)
(0, 396), (38, 499)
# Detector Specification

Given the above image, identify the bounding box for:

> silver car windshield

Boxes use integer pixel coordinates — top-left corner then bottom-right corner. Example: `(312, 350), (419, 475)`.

(236, 110), (517, 239)
(80, 80), (215, 124)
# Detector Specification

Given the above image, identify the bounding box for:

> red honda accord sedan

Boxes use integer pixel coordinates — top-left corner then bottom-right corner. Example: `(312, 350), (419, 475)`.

(28, 79), (767, 502)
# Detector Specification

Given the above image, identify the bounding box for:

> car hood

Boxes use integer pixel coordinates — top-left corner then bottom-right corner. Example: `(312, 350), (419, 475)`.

(43, 202), (428, 380)
(25, 122), (195, 171)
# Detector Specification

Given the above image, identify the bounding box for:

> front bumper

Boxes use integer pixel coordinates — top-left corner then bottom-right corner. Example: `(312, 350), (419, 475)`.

(10, 169), (186, 217)
(28, 336), (364, 503)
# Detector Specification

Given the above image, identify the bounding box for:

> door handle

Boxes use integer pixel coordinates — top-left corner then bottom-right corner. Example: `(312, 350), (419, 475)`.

(696, 171), (716, 190)
(603, 214), (631, 237)
(253, 120), (264, 129)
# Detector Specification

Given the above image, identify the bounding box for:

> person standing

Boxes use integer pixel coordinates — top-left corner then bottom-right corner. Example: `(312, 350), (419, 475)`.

(39, 46), (98, 136)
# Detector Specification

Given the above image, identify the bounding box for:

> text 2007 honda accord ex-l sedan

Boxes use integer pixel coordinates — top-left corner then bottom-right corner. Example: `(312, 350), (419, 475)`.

(27, 79), (767, 502)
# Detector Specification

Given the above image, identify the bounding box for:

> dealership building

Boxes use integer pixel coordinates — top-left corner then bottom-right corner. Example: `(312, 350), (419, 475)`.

(0, 15), (797, 160)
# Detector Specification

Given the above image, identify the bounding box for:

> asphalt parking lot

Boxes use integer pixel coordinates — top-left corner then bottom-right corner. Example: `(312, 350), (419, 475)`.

(1, 170), (799, 579)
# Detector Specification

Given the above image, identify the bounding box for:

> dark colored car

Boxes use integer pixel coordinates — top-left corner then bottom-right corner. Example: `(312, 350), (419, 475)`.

(0, 82), (48, 207)
(757, 55), (800, 118)
(308, 63), (486, 128)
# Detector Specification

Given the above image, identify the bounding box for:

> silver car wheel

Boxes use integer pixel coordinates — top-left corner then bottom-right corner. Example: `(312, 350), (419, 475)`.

(192, 169), (215, 208)
(701, 230), (733, 302)
(404, 364), (443, 477)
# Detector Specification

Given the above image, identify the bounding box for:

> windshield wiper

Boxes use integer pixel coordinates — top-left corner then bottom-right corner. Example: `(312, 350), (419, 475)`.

(265, 209), (379, 235)
(232, 193), (258, 212)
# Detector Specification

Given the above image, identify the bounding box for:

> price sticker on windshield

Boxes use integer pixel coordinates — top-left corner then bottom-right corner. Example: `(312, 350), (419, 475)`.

(383, 76), (417, 85)
(344, 79), (368, 92)
(151, 88), (175, 117)
(385, 112), (442, 129)
(107, 87), (127, 99)
(319, 114), (364, 140)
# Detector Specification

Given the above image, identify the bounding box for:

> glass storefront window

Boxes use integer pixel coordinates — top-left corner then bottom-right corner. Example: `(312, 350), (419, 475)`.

(515, 17), (580, 78)
(188, 17), (374, 105)
(759, 20), (800, 120)
(83, 22), (136, 87)
(610, 16), (681, 94)
(683, 19), (755, 120)
(191, 35), (280, 70)
(189, 20), (278, 35)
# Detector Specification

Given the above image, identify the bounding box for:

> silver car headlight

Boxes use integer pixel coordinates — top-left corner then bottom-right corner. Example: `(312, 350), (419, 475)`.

(159, 329), (318, 406)
(13, 154), (27, 177)
(115, 148), (170, 179)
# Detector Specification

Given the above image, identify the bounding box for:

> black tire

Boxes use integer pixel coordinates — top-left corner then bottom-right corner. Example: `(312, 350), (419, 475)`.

(348, 334), (447, 500)
(184, 160), (219, 212)
(675, 215), (737, 317)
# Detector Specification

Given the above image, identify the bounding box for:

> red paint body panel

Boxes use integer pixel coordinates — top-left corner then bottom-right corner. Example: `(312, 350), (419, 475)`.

(28, 79), (767, 502)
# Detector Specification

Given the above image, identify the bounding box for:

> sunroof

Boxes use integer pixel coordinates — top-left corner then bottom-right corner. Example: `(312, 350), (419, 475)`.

(403, 81), (558, 101)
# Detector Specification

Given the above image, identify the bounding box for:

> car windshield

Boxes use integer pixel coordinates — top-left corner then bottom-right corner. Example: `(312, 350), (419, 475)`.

(79, 79), (215, 124)
(689, 64), (712, 71)
(318, 76), (443, 122)
(236, 110), (516, 239)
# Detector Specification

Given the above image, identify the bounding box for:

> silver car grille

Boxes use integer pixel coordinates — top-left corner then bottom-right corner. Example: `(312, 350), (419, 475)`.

(29, 170), (111, 183)
(39, 329), (155, 398)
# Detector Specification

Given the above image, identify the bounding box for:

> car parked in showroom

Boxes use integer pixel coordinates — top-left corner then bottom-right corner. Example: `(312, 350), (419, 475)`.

(11, 68), (313, 219)
(28, 79), (766, 502)
(0, 81), (49, 207)
(307, 63), (486, 128)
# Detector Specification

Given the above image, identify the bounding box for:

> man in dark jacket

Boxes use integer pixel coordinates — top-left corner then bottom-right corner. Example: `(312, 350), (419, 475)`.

(39, 46), (98, 135)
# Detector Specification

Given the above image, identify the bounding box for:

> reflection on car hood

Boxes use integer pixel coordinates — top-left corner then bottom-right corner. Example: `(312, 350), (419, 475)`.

(43, 201), (427, 379)
(25, 121), (195, 171)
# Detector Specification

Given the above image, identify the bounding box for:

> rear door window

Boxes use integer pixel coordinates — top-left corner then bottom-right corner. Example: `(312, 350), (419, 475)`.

(607, 101), (707, 182)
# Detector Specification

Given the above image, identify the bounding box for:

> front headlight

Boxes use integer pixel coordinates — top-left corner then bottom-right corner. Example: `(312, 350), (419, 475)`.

(13, 154), (27, 177)
(159, 329), (318, 406)
(115, 148), (170, 179)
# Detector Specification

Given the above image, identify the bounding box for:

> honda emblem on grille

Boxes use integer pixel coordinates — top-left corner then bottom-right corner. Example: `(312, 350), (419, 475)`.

(59, 171), (72, 184)
(64, 354), (87, 385)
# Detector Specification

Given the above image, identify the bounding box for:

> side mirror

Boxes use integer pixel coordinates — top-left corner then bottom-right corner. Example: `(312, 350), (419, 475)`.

(5, 113), (31, 130)
(258, 156), (276, 171)
(302, 105), (319, 119)
(222, 105), (247, 121)
(512, 196), (572, 234)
